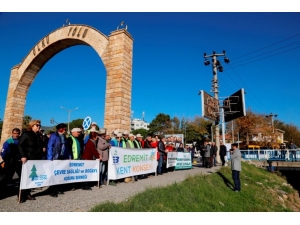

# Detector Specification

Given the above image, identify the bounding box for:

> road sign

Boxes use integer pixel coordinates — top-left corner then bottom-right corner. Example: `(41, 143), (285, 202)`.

(82, 116), (92, 130)
(223, 88), (246, 123)
(200, 90), (219, 122)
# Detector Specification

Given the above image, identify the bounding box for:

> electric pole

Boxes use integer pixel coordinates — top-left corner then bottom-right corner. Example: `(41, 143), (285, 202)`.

(204, 50), (230, 163)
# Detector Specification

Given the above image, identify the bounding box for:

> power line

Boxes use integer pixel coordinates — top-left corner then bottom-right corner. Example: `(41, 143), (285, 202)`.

(227, 66), (268, 113)
(228, 40), (300, 66)
(227, 45), (300, 70)
(231, 32), (300, 60)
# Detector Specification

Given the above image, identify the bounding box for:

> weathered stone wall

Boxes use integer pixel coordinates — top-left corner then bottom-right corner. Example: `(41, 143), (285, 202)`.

(0, 25), (133, 145)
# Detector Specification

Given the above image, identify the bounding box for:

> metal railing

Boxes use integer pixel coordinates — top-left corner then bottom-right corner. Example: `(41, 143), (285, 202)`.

(226, 149), (300, 161)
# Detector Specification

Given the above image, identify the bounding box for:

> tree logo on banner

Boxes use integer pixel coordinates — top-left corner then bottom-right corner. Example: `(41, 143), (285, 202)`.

(150, 150), (155, 161)
(29, 164), (38, 181)
(112, 149), (119, 164)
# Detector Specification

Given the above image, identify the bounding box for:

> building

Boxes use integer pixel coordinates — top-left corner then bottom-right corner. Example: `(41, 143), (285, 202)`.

(130, 118), (149, 131)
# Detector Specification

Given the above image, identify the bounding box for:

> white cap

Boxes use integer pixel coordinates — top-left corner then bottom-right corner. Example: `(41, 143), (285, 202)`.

(117, 132), (123, 137)
(89, 127), (99, 134)
(71, 128), (81, 133)
(136, 134), (143, 138)
(91, 122), (97, 126)
(129, 133), (134, 137)
(99, 128), (107, 134)
(123, 130), (129, 135)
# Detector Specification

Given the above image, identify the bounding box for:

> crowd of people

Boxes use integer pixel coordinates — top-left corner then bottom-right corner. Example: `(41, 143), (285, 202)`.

(0, 120), (197, 203)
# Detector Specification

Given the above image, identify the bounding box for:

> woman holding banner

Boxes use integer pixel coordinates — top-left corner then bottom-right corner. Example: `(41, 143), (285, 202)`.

(18, 119), (42, 203)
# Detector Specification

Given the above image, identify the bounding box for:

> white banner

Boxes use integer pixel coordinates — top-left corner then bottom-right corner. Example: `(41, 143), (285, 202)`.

(166, 152), (192, 169)
(108, 147), (157, 180)
(166, 152), (178, 168)
(20, 160), (99, 189)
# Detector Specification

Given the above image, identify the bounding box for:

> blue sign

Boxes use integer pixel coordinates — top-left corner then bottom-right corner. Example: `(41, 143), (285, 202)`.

(82, 116), (92, 130)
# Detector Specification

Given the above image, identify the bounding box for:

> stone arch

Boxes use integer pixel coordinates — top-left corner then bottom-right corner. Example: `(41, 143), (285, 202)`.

(1, 25), (133, 144)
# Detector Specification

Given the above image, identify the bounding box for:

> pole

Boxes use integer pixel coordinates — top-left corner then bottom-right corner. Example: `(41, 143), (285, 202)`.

(213, 54), (221, 163)
(221, 107), (225, 144)
(211, 124), (214, 142)
(232, 121), (234, 143)
(204, 51), (229, 163)
(60, 106), (78, 135)
(68, 110), (71, 135)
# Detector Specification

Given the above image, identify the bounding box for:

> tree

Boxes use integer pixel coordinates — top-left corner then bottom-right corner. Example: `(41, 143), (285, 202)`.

(184, 116), (212, 143)
(148, 113), (172, 135)
(274, 120), (300, 146)
(22, 115), (32, 132)
(69, 118), (84, 130)
(132, 128), (148, 138)
(29, 164), (38, 181)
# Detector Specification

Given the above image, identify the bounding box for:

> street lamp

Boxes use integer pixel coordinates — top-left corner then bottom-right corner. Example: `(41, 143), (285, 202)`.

(60, 106), (79, 134)
(265, 113), (277, 133)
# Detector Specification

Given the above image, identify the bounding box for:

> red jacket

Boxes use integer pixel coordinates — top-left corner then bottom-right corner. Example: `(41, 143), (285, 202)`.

(82, 139), (100, 160)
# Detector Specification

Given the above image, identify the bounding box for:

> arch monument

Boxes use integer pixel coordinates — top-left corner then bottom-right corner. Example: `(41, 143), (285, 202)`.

(0, 24), (133, 145)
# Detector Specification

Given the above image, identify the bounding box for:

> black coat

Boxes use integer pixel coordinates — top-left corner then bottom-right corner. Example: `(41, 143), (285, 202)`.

(157, 141), (166, 155)
(211, 145), (218, 156)
(18, 130), (42, 160)
(219, 145), (227, 156)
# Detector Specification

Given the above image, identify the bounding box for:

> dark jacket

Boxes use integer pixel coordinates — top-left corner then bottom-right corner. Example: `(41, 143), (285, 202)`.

(18, 130), (42, 160)
(82, 139), (100, 160)
(157, 141), (166, 155)
(176, 147), (184, 152)
(144, 140), (152, 148)
(219, 144), (227, 156)
(47, 132), (71, 160)
(211, 145), (218, 156)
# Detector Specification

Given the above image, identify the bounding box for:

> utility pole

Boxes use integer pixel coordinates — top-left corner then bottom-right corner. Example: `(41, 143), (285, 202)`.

(60, 106), (79, 135)
(266, 113), (277, 133)
(204, 50), (230, 163)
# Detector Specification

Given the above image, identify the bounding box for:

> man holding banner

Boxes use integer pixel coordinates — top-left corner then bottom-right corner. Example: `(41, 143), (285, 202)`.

(18, 120), (43, 202)
(157, 136), (169, 175)
(96, 128), (111, 186)
(47, 123), (71, 197)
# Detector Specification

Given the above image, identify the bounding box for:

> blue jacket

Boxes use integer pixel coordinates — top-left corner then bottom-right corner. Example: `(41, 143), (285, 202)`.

(1, 137), (19, 161)
(47, 132), (71, 160)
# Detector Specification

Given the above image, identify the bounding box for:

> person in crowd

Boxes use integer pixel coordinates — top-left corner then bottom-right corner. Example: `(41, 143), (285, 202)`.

(18, 120), (43, 202)
(219, 141), (227, 166)
(200, 143), (205, 167)
(97, 128), (111, 186)
(280, 143), (286, 160)
(157, 136), (169, 175)
(203, 140), (211, 168)
(47, 123), (71, 197)
(211, 142), (218, 167)
(68, 128), (82, 160)
(77, 126), (85, 156)
(230, 143), (242, 192)
(1, 128), (21, 191)
(133, 135), (142, 148)
(110, 130), (119, 147)
(47, 131), (55, 139)
(84, 122), (98, 145)
(39, 129), (49, 160)
(121, 131), (130, 148)
(67, 127), (82, 191)
(289, 141), (297, 162)
(116, 132), (123, 147)
(150, 137), (157, 149)
(126, 134), (139, 181)
(144, 135), (152, 148)
(176, 143), (184, 152)
(81, 127), (102, 190)
(136, 134), (144, 148)
(188, 144), (195, 164)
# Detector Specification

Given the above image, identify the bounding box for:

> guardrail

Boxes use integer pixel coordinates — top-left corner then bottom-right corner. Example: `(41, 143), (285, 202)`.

(226, 149), (300, 161)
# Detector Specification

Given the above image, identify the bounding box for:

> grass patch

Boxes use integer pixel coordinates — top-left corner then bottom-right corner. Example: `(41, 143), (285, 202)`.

(90, 162), (299, 212)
